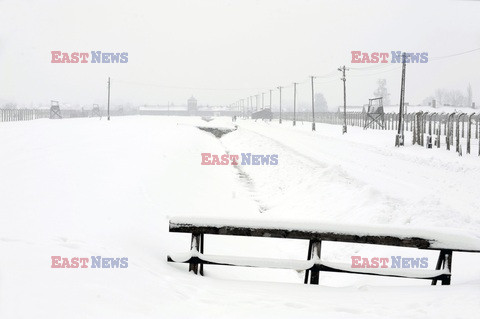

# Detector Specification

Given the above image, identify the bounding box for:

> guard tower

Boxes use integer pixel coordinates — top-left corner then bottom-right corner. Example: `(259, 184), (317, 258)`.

(92, 104), (101, 118)
(50, 100), (62, 119)
(364, 97), (384, 129)
(188, 96), (197, 114)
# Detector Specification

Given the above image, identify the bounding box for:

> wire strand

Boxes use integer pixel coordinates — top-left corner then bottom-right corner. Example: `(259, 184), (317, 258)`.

(114, 79), (268, 92)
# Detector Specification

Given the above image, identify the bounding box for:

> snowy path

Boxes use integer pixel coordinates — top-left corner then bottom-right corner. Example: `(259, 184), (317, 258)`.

(225, 119), (480, 232)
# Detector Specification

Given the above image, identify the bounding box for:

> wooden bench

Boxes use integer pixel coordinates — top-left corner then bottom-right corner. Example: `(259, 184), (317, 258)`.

(167, 217), (480, 285)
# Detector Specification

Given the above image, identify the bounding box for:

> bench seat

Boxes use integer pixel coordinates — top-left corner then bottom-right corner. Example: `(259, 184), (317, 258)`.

(168, 252), (450, 280)
(167, 216), (480, 285)
(170, 216), (480, 252)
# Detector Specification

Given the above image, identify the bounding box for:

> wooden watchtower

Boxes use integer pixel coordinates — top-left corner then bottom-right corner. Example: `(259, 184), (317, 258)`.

(364, 97), (385, 129)
(50, 100), (62, 119)
(92, 104), (101, 118)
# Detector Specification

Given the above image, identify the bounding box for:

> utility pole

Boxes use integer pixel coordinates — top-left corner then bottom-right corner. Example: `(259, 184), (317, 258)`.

(310, 76), (316, 131)
(241, 99), (245, 118)
(277, 86), (283, 124)
(269, 89), (272, 109)
(396, 52), (407, 147)
(107, 77), (111, 121)
(338, 66), (348, 133)
(293, 82), (298, 126)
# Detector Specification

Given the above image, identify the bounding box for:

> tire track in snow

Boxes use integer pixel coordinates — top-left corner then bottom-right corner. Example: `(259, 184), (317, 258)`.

(235, 122), (480, 231)
(196, 125), (268, 214)
(221, 126), (407, 225)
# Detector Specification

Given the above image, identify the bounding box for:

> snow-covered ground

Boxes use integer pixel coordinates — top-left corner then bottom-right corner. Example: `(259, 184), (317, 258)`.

(0, 116), (479, 318)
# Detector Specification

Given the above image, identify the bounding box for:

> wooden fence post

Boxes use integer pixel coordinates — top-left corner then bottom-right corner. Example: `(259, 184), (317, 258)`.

(467, 113), (475, 154)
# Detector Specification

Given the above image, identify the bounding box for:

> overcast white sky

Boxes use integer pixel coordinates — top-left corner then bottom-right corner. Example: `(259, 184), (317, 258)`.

(1, 0), (479, 109)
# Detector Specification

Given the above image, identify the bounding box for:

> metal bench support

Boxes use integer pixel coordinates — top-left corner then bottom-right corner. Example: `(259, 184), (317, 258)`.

(431, 249), (452, 285)
(309, 240), (322, 285)
(189, 233), (204, 275)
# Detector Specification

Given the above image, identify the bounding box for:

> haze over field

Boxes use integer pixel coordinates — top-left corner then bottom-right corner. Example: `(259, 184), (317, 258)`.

(1, 0), (480, 108)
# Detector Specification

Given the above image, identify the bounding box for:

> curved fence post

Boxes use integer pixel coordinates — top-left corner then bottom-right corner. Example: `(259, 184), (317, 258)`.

(434, 113), (442, 148)
(446, 113), (455, 150)
(477, 114), (480, 156)
(421, 112), (428, 146)
(412, 113), (417, 144)
(476, 114), (480, 140)
(467, 113), (475, 154)
(413, 112), (422, 145)
(427, 113), (436, 148)
(417, 112), (423, 145)
(456, 113), (466, 154)
(444, 114), (449, 137)
(436, 113), (442, 148)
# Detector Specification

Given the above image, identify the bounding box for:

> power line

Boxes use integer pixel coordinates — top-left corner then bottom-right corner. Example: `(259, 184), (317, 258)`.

(430, 47), (480, 61)
(235, 48), (480, 109)
(349, 65), (402, 77)
(115, 79), (268, 92)
(349, 63), (393, 71)
(313, 69), (339, 78)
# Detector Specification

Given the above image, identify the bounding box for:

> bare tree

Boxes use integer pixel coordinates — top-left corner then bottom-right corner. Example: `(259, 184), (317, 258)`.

(467, 83), (473, 108)
(373, 79), (390, 106)
(448, 90), (466, 107)
(433, 88), (466, 107)
(314, 93), (328, 112)
(3, 102), (17, 109)
(422, 95), (435, 106)
(434, 89), (446, 105)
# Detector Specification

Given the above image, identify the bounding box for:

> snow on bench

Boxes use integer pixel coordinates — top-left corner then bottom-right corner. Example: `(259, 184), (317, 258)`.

(167, 216), (480, 285)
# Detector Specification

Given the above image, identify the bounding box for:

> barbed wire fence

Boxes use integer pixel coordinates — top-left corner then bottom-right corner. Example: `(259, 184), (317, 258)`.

(275, 110), (480, 156)
(233, 48), (480, 157)
(0, 107), (137, 122)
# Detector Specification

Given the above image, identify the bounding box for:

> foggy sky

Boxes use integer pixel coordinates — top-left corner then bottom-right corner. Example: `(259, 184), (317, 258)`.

(1, 0), (479, 110)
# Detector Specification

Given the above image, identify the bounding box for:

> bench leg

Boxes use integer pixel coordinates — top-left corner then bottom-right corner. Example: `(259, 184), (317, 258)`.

(304, 240), (313, 284)
(309, 240), (322, 285)
(189, 233), (201, 275)
(431, 250), (452, 285)
(441, 250), (452, 285)
(199, 234), (204, 276)
(431, 250), (445, 285)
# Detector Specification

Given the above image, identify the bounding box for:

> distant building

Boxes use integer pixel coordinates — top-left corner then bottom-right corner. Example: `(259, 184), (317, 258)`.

(187, 96), (197, 112)
(139, 96), (240, 116)
(337, 106), (365, 113)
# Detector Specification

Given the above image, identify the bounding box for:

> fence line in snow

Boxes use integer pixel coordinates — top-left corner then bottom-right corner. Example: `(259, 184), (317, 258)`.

(0, 109), (50, 122)
(271, 111), (480, 156)
(0, 108), (138, 123)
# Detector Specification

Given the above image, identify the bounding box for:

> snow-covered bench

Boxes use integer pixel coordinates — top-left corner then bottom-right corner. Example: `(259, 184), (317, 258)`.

(167, 217), (480, 285)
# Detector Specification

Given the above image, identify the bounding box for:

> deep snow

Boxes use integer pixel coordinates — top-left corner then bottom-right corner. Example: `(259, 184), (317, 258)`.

(0, 116), (479, 318)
